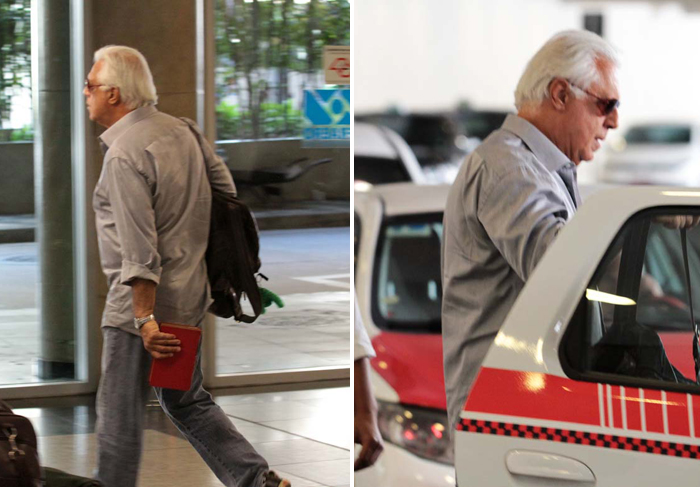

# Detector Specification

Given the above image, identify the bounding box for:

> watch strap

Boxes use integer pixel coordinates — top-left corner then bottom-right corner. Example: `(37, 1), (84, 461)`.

(134, 314), (156, 330)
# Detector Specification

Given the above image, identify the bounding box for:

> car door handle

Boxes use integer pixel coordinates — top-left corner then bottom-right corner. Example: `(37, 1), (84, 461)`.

(506, 450), (595, 482)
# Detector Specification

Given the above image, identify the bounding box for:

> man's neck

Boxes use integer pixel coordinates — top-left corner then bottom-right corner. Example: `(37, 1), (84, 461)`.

(518, 106), (567, 159)
(101, 106), (135, 129)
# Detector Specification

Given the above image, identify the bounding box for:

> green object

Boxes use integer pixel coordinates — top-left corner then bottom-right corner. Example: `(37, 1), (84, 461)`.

(44, 467), (103, 486)
(260, 287), (284, 314)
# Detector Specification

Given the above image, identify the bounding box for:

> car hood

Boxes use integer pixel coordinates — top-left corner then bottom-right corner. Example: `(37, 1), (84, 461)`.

(371, 332), (446, 410)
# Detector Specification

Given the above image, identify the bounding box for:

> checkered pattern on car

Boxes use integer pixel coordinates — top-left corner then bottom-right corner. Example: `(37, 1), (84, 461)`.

(458, 419), (700, 459)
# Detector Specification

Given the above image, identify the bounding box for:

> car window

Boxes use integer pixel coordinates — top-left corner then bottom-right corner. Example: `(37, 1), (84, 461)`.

(562, 209), (700, 390)
(372, 213), (443, 332)
(625, 125), (691, 144)
(354, 155), (411, 185)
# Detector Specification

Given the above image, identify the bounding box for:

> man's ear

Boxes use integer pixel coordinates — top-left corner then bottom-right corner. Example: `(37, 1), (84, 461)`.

(549, 78), (569, 111)
(107, 88), (120, 106)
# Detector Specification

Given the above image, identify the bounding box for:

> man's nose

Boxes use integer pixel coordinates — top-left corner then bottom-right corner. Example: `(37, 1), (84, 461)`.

(605, 107), (618, 130)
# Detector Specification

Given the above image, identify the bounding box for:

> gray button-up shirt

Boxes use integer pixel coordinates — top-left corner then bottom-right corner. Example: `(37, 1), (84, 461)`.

(93, 106), (235, 335)
(441, 114), (580, 428)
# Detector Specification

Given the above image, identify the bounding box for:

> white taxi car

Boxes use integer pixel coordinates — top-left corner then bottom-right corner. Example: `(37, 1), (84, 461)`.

(456, 187), (700, 486)
(355, 183), (700, 486)
(355, 183), (455, 487)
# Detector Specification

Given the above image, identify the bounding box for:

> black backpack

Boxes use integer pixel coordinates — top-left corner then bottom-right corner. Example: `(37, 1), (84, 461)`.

(0, 400), (42, 487)
(182, 119), (264, 323)
(206, 190), (263, 322)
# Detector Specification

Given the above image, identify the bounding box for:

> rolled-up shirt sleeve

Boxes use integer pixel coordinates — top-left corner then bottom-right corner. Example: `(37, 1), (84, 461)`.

(105, 156), (162, 285)
(354, 294), (375, 360)
(477, 165), (567, 282)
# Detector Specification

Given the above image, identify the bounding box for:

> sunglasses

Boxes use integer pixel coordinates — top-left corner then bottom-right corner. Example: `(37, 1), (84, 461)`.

(84, 79), (107, 91)
(568, 81), (619, 116)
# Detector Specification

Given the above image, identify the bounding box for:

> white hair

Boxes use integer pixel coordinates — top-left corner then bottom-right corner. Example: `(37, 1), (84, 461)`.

(514, 30), (620, 110)
(93, 45), (158, 110)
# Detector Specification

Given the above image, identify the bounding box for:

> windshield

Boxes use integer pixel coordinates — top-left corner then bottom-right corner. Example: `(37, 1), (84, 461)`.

(354, 156), (411, 185)
(625, 125), (691, 144)
(372, 213), (443, 332)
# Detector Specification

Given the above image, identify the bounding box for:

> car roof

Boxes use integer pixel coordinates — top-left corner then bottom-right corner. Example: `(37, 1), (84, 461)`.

(354, 122), (402, 159)
(356, 182), (450, 217)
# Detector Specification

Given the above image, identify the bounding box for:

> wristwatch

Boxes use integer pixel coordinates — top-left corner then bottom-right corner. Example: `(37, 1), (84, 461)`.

(134, 314), (156, 330)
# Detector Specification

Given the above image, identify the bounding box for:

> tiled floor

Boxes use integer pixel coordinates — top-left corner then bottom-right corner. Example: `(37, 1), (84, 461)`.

(9, 385), (350, 487)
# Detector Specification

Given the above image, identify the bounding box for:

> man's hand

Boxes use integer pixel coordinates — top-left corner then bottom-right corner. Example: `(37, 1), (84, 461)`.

(354, 408), (383, 471)
(140, 320), (181, 359)
(354, 358), (384, 471)
(654, 214), (700, 229)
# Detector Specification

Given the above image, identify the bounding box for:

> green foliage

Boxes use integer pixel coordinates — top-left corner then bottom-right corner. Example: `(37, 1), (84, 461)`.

(9, 123), (31, 141)
(216, 99), (302, 141)
(0, 0), (31, 130)
(215, 0), (348, 140)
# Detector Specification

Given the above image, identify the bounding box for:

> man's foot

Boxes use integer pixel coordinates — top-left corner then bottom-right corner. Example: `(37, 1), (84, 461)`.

(264, 470), (291, 487)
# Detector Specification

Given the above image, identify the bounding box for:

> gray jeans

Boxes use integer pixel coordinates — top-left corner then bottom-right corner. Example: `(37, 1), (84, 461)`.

(95, 326), (269, 487)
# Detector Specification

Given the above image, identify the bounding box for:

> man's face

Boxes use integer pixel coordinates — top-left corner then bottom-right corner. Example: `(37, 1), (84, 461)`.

(565, 62), (619, 165)
(83, 60), (112, 127)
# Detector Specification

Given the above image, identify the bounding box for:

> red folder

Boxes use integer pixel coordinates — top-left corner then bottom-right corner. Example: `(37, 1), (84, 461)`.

(149, 323), (202, 391)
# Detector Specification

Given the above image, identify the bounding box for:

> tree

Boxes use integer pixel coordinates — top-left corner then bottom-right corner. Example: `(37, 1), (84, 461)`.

(214, 0), (349, 141)
(0, 0), (31, 130)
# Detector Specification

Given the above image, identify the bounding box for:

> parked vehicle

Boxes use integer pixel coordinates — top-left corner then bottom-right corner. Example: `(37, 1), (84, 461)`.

(456, 187), (700, 486)
(455, 107), (511, 142)
(354, 122), (427, 186)
(355, 183), (700, 486)
(356, 113), (470, 184)
(354, 183), (454, 487)
(600, 123), (700, 186)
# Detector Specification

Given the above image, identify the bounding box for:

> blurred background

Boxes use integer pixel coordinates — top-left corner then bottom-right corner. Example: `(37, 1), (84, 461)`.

(354, 0), (700, 187)
(354, 2), (700, 487)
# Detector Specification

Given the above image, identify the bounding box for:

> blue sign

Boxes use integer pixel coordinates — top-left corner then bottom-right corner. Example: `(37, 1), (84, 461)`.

(303, 89), (350, 148)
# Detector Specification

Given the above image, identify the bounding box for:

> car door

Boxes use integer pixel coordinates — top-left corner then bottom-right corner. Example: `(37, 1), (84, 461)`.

(455, 187), (700, 486)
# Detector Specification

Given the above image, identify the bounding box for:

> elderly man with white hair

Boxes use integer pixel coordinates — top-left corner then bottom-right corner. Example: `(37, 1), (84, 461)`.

(85, 45), (290, 487)
(441, 30), (620, 435)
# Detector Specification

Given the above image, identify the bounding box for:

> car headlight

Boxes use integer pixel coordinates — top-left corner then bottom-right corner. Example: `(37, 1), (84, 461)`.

(377, 401), (454, 465)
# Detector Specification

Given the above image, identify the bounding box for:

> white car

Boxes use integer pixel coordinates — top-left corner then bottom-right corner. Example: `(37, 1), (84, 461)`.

(355, 183), (700, 486)
(600, 123), (700, 186)
(456, 187), (700, 486)
(354, 122), (428, 186)
(355, 183), (455, 487)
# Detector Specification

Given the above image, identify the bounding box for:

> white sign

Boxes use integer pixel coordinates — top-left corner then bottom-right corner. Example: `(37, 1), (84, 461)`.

(323, 46), (350, 85)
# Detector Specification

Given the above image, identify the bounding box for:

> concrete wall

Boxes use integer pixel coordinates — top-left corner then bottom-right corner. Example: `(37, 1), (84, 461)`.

(217, 139), (350, 201)
(0, 142), (34, 215)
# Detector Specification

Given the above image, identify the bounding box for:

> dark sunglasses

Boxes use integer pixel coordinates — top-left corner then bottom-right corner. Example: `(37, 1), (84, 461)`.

(84, 79), (107, 91)
(569, 81), (619, 116)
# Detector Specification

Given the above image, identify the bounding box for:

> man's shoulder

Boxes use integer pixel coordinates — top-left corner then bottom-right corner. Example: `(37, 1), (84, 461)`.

(474, 127), (537, 176)
(449, 127), (541, 208)
(106, 111), (187, 159)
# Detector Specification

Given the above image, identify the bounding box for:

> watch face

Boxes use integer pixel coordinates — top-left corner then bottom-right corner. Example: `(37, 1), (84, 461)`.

(134, 315), (153, 329)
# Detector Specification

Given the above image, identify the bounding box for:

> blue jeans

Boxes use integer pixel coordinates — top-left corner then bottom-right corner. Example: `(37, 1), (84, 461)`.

(95, 327), (269, 487)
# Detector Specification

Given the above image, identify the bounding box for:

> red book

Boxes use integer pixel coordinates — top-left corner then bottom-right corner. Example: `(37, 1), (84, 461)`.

(149, 323), (202, 391)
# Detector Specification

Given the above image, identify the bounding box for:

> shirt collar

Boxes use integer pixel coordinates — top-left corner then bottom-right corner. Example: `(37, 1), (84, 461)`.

(99, 105), (158, 151)
(501, 113), (572, 172)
